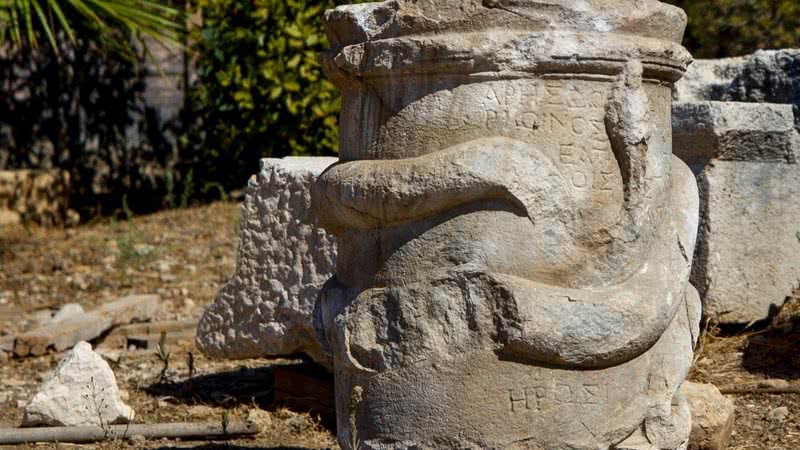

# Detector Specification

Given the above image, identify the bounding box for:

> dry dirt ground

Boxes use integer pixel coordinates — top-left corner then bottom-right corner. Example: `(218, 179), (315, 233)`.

(1, 201), (799, 449)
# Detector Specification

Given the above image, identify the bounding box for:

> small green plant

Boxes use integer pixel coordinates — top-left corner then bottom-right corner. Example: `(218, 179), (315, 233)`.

(84, 376), (110, 438)
(187, 351), (195, 379)
(221, 410), (231, 434)
(348, 385), (363, 450)
(112, 195), (158, 270)
(155, 331), (171, 382)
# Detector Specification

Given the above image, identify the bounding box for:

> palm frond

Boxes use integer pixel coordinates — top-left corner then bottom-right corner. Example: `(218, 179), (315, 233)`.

(0, 0), (184, 56)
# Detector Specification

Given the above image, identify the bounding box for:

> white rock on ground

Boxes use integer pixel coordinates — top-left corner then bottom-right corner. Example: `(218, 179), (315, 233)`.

(23, 341), (134, 427)
(196, 157), (337, 366)
(681, 381), (735, 450)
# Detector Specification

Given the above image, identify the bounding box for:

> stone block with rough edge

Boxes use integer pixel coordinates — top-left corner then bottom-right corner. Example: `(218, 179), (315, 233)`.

(673, 100), (800, 324)
(674, 49), (800, 129)
(693, 160), (800, 324)
(682, 381), (735, 450)
(196, 157), (337, 366)
(23, 341), (134, 427)
(673, 101), (797, 168)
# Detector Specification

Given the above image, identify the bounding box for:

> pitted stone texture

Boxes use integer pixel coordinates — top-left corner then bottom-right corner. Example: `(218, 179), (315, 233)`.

(23, 341), (134, 427)
(673, 102), (797, 168)
(692, 160), (800, 325)
(315, 1), (698, 448)
(197, 157), (337, 365)
(674, 49), (800, 129)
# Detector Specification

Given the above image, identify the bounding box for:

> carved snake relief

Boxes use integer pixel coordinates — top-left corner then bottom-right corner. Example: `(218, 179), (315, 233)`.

(314, 61), (699, 369)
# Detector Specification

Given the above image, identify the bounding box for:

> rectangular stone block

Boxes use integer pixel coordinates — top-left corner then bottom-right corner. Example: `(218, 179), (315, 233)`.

(15, 315), (113, 356)
(692, 160), (800, 324)
(97, 294), (161, 326)
(673, 101), (797, 169)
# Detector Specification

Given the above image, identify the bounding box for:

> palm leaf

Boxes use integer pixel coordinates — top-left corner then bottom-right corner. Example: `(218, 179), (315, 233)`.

(0, 0), (184, 56)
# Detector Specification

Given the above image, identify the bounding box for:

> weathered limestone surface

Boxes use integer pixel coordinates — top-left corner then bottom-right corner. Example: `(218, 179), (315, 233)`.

(197, 157), (337, 365)
(681, 381), (735, 450)
(673, 101), (800, 324)
(673, 102), (796, 168)
(23, 342), (134, 427)
(313, 1), (700, 448)
(675, 49), (800, 130)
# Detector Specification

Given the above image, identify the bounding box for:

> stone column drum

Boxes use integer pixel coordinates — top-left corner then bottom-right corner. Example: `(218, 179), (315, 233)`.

(313, 1), (701, 449)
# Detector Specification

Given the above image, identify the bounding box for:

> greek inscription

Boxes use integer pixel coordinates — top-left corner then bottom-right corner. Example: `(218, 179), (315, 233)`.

(508, 383), (607, 413)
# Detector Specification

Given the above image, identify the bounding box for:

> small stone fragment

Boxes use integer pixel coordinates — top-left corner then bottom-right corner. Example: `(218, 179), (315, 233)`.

(0, 335), (13, 353)
(22, 341), (135, 427)
(128, 435), (147, 446)
(682, 381), (735, 450)
(159, 273), (177, 283)
(188, 405), (213, 416)
(767, 406), (790, 422)
(758, 379), (790, 389)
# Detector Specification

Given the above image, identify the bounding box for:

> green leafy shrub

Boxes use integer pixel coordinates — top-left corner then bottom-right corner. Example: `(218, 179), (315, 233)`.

(183, 0), (360, 195)
(666, 0), (800, 58)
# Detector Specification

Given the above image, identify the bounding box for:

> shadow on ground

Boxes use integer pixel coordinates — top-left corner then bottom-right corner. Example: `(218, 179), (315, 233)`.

(145, 366), (276, 408)
(144, 361), (337, 431)
(741, 295), (800, 380)
(151, 446), (324, 450)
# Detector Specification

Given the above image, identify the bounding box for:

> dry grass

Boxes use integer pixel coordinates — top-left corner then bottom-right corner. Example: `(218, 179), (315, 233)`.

(0, 202), (337, 449)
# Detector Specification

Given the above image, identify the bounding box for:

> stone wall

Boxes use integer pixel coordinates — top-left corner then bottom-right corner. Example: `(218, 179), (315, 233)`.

(0, 169), (76, 227)
(673, 49), (800, 325)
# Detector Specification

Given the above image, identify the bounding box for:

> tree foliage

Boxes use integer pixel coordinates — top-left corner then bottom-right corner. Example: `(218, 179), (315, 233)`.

(183, 0), (358, 194)
(666, 0), (800, 58)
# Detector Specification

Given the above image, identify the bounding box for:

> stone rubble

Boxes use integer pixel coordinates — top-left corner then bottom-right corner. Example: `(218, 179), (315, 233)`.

(681, 381), (735, 450)
(14, 294), (161, 357)
(23, 341), (135, 427)
(196, 157), (337, 366)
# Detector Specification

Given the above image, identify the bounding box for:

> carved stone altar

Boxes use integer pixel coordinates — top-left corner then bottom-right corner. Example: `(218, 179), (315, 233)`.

(313, 1), (701, 448)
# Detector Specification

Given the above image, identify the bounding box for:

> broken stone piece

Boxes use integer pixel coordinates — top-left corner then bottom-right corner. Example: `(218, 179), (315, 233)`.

(196, 157), (337, 366)
(97, 294), (160, 325)
(14, 294), (161, 356)
(674, 49), (800, 130)
(682, 381), (735, 450)
(23, 341), (135, 427)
